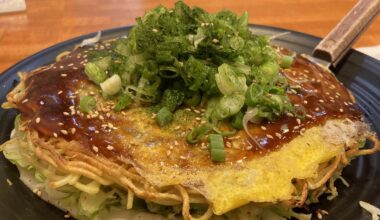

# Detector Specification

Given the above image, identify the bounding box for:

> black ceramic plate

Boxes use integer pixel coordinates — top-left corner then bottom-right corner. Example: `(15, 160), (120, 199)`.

(0, 25), (379, 220)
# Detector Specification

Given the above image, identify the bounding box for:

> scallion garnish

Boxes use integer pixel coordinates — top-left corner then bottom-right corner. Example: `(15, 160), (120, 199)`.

(80, 96), (96, 113)
(84, 63), (107, 85)
(208, 134), (225, 162)
(156, 107), (173, 127)
(82, 1), (298, 160)
(100, 74), (122, 96)
(231, 112), (244, 129)
(114, 94), (132, 112)
(280, 55), (295, 68)
(186, 125), (212, 144)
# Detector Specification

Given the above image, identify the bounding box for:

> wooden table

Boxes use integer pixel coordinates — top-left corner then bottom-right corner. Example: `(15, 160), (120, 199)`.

(1, 0), (380, 73)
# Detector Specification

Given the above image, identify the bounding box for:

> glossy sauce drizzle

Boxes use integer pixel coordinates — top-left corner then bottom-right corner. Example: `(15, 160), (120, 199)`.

(16, 46), (124, 158)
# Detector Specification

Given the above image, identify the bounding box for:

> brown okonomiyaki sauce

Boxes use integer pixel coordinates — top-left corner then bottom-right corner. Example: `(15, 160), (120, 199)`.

(16, 46), (124, 158)
(16, 45), (362, 162)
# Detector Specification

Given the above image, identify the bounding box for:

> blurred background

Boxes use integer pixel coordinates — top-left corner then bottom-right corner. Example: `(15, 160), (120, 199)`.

(0, 0), (379, 73)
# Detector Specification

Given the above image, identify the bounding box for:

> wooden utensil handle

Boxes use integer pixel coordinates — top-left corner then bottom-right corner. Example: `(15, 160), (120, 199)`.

(313, 0), (380, 66)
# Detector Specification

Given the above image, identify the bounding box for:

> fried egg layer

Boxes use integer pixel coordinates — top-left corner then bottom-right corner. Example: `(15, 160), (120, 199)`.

(113, 108), (361, 214)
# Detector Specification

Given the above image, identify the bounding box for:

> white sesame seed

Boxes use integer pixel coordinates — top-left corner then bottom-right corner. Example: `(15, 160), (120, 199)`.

(275, 132), (282, 138)
(21, 99), (29, 103)
(58, 90), (63, 95)
(319, 99), (324, 103)
(226, 142), (232, 148)
(339, 108), (344, 112)
(53, 133), (58, 138)
(40, 100), (45, 105)
(35, 117), (41, 124)
(180, 156), (186, 160)
(152, 28), (158, 33)
(63, 112), (70, 116)
(286, 112), (294, 117)
(303, 100), (308, 104)
(106, 145), (114, 150)
(61, 74), (68, 77)
(92, 146), (99, 153)
(60, 130), (68, 135)
(71, 128), (76, 134)
(266, 134), (274, 139)
(201, 143), (207, 149)
(296, 118), (301, 125)
(260, 126), (267, 131)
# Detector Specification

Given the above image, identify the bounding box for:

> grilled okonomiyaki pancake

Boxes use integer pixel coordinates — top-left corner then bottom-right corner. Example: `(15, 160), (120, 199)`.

(1, 2), (379, 220)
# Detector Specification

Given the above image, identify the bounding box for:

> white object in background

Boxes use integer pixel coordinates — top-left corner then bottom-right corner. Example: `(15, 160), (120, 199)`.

(357, 45), (380, 61)
(0, 0), (26, 14)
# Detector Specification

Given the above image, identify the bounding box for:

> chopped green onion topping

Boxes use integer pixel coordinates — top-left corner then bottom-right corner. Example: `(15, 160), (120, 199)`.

(84, 63), (107, 85)
(231, 111), (244, 129)
(260, 61), (279, 75)
(215, 64), (247, 96)
(80, 96), (96, 113)
(280, 55), (295, 68)
(114, 94), (132, 112)
(100, 74), (122, 96)
(184, 92), (201, 106)
(156, 107), (173, 127)
(160, 89), (184, 112)
(214, 94), (245, 120)
(94, 56), (112, 71)
(208, 134), (225, 162)
(81, 1), (297, 162)
(186, 125), (212, 144)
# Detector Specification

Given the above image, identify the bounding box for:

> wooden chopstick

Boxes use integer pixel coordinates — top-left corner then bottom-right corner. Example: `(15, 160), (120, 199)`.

(313, 0), (380, 67)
